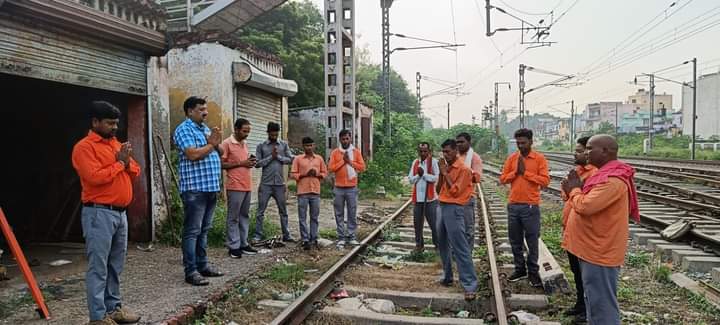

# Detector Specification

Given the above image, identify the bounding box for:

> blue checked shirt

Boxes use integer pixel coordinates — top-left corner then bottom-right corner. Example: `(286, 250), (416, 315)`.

(173, 118), (221, 193)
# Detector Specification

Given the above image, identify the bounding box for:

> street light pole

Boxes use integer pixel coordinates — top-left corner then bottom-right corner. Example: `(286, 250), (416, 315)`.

(570, 100), (575, 149)
(649, 74), (655, 150)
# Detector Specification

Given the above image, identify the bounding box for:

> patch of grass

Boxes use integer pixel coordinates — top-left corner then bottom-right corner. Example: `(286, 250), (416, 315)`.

(320, 182), (334, 199)
(540, 211), (564, 257)
(653, 263), (672, 283)
(382, 226), (401, 242)
(687, 291), (720, 317)
(267, 263), (305, 293)
(496, 253), (513, 264)
(404, 250), (439, 263)
(473, 246), (488, 259)
(626, 251), (651, 268)
(248, 209), (281, 241)
(420, 306), (435, 317)
(0, 288), (56, 319)
(319, 228), (338, 240)
(193, 280), (263, 325)
(617, 284), (635, 302)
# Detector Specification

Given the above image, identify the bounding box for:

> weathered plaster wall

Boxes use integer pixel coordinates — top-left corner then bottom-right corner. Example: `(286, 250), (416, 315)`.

(148, 56), (170, 237)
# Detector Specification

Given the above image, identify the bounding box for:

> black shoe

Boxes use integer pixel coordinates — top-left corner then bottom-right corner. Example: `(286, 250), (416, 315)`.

(312, 241), (320, 250)
(529, 273), (542, 287)
(303, 241), (311, 250)
(199, 266), (224, 277)
(574, 312), (587, 323)
(241, 246), (258, 255)
(438, 278), (453, 287)
(563, 306), (585, 317)
(228, 248), (243, 259)
(508, 270), (527, 282)
(283, 237), (297, 243)
(185, 273), (209, 286)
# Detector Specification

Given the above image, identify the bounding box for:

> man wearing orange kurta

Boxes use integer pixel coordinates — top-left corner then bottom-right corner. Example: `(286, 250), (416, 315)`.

(560, 136), (597, 323)
(72, 101), (141, 325)
(436, 139), (478, 301)
(500, 128), (550, 287)
(562, 134), (639, 325)
(290, 137), (328, 250)
(456, 132), (483, 250)
(328, 129), (366, 248)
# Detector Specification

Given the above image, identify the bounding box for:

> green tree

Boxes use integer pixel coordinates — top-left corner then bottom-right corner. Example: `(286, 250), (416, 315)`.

(597, 121), (616, 134)
(235, 1), (324, 108)
(427, 124), (504, 155)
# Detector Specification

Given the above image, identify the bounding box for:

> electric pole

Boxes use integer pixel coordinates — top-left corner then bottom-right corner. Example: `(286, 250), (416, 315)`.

(649, 74), (655, 150)
(570, 100), (575, 149)
(416, 72), (421, 112)
(447, 103), (450, 129)
(519, 64), (526, 128)
(494, 82), (510, 154)
(691, 57), (697, 160)
(381, 0), (393, 137)
(615, 102), (619, 135)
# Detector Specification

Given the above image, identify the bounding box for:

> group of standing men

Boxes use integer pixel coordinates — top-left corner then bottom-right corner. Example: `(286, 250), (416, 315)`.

(408, 128), (638, 325)
(71, 97), (365, 324)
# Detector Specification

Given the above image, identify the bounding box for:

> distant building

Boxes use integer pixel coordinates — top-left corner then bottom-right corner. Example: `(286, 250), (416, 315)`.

(627, 88), (673, 114)
(583, 102), (635, 131)
(682, 72), (720, 139)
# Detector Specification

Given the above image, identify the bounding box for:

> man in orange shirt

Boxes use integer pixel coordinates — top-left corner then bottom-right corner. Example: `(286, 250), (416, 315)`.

(500, 128), (549, 287)
(562, 135), (638, 325)
(72, 101), (141, 325)
(456, 132), (483, 250)
(328, 129), (366, 248)
(560, 136), (597, 323)
(436, 139), (478, 301)
(220, 118), (258, 258)
(290, 137), (328, 250)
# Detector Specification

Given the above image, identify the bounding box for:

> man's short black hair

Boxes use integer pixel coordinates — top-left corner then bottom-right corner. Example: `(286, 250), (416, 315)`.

(441, 139), (457, 149)
(183, 96), (206, 115)
(514, 128), (533, 140)
(456, 132), (471, 142)
(418, 141), (431, 149)
(576, 136), (591, 147)
(267, 122), (280, 132)
(234, 118), (250, 129)
(339, 129), (351, 138)
(90, 101), (121, 120)
(302, 137), (314, 144)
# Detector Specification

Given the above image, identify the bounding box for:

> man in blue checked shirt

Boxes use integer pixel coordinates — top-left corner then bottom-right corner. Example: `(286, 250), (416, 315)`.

(174, 96), (225, 286)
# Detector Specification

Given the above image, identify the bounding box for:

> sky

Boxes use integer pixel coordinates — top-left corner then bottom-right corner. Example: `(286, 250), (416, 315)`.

(307, 0), (720, 128)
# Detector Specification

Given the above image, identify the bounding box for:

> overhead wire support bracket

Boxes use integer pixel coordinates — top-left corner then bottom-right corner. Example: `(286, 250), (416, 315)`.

(485, 0), (556, 48)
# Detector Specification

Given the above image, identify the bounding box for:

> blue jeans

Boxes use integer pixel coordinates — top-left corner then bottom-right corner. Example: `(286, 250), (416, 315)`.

(333, 187), (358, 241)
(254, 184), (291, 240)
(81, 207), (128, 321)
(581, 260), (621, 325)
(507, 203), (541, 274)
(181, 191), (217, 278)
(298, 194), (321, 243)
(437, 203), (478, 293)
(463, 197), (477, 251)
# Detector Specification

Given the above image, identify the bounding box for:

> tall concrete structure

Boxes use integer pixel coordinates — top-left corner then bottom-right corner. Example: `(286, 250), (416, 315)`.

(324, 0), (357, 149)
(682, 72), (720, 139)
(627, 88), (673, 113)
(583, 102), (635, 130)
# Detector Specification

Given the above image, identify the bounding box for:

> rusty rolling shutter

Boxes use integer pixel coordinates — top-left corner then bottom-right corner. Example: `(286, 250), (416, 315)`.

(0, 15), (147, 95)
(236, 85), (283, 191)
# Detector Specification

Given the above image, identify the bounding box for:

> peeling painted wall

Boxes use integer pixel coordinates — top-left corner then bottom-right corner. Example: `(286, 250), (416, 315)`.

(148, 56), (170, 236)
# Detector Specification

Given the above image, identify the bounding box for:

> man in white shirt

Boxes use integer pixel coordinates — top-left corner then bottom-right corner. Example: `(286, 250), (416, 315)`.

(407, 142), (440, 252)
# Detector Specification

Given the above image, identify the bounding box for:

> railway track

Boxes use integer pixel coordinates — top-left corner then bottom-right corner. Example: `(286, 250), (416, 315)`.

(484, 159), (720, 257)
(261, 183), (564, 324)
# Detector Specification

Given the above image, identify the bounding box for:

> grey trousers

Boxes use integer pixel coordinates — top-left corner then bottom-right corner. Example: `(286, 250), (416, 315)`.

(333, 186), (358, 241)
(254, 184), (291, 240)
(437, 203), (478, 293)
(412, 200), (438, 247)
(227, 190), (251, 249)
(507, 203), (541, 274)
(298, 194), (321, 243)
(81, 207), (128, 321)
(463, 197), (477, 251)
(580, 260), (621, 325)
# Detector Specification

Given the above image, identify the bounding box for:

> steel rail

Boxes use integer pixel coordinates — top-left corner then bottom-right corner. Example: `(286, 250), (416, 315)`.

(541, 151), (720, 167)
(269, 199), (413, 325)
(477, 184), (508, 325)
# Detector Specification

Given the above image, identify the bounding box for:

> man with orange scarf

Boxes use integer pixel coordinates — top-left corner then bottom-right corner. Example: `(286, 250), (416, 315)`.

(407, 142), (439, 251)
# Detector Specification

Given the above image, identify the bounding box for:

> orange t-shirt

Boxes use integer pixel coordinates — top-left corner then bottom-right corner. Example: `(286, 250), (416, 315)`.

(561, 164), (598, 229)
(290, 153), (328, 195)
(220, 136), (252, 192)
(328, 147), (365, 188)
(438, 159), (474, 205)
(71, 131), (140, 207)
(563, 178), (630, 267)
(500, 151), (550, 205)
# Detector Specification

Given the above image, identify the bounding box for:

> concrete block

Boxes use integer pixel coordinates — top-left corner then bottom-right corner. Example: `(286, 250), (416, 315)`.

(645, 239), (672, 250)
(383, 241), (435, 250)
(507, 294), (549, 311)
(671, 250), (715, 266)
(712, 267), (720, 283)
(655, 244), (693, 261)
(681, 256), (720, 273)
(628, 227), (653, 237)
(497, 242), (512, 253)
(632, 232), (662, 245)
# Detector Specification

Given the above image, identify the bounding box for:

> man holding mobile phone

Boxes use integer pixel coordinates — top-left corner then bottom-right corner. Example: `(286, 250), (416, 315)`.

(220, 118), (258, 258)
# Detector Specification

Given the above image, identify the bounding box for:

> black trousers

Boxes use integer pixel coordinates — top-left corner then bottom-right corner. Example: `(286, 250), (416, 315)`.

(567, 251), (586, 311)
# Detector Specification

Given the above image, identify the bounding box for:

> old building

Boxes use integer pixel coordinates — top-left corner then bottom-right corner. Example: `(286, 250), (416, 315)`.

(0, 0), (167, 242)
(682, 72), (720, 139)
(165, 32), (297, 200)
